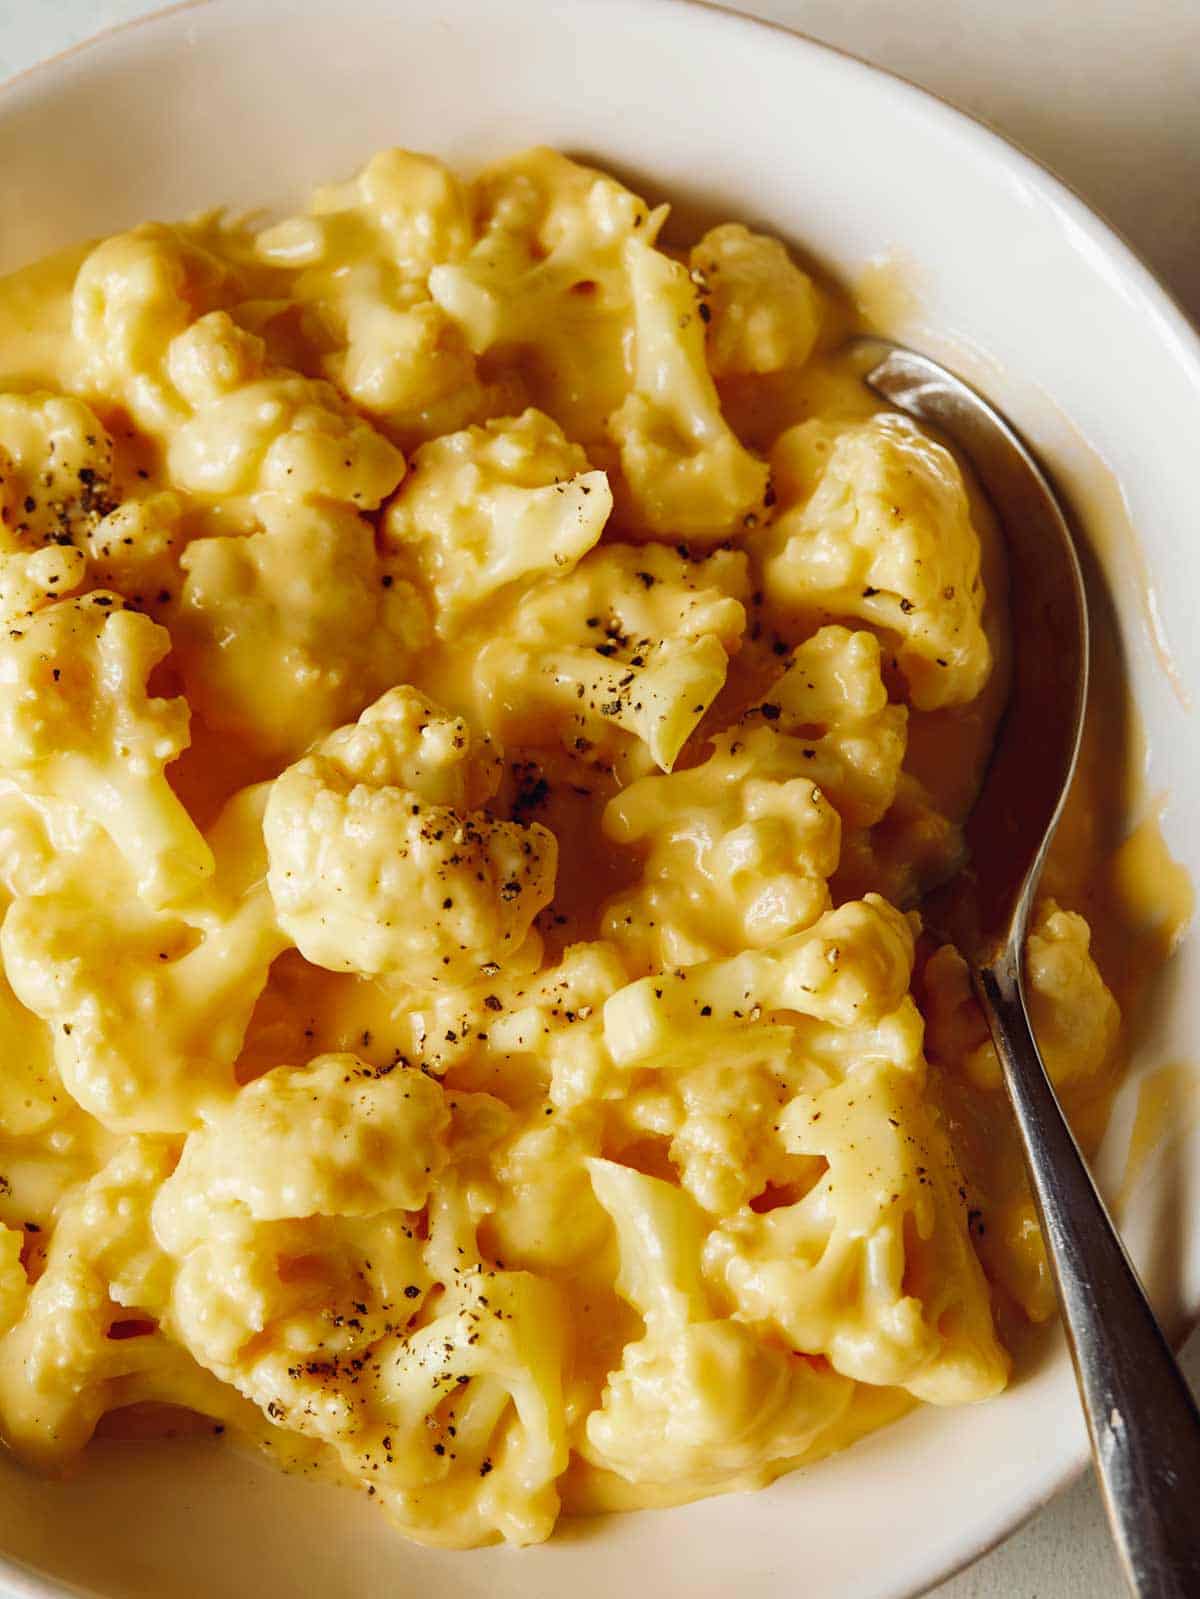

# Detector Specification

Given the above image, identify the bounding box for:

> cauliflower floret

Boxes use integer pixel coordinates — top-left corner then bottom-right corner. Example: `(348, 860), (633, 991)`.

(582, 1160), (852, 1486)
(384, 939), (630, 1110)
(255, 150), (514, 446)
(736, 625), (908, 830)
(607, 236), (770, 541)
(155, 1201), (428, 1383)
(603, 895), (915, 1068)
(71, 224), (235, 432)
(0, 1139), (245, 1470)
(704, 1059), (1010, 1404)
(265, 686), (556, 986)
(614, 1028), (830, 1216)
(924, 900), (1119, 1095)
(512, 540), (750, 654)
(305, 146), (473, 278)
(0, 393), (119, 554)
(480, 1110), (611, 1274)
(0, 592), (212, 906)
(763, 414), (991, 710)
(383, 409), (611, 630)
(175, 496), (426, 761)
(0, 544), (87, 624)
(601, 738), (840, 968)
(84, 491), (190, 606)
(919, 902), (1119, 1326)
(689, 223), (823, 378)
(154, 1113), (569, 1548)
(1025, 901), (1121, 1086)
(162, 1054), (449, 1227)
(74, 229), (405, 503)
(163, 311), (405, 506)
(429, 148), (650, 443)
(2, 784), (287, 1132)
(475, 542), (749, 774)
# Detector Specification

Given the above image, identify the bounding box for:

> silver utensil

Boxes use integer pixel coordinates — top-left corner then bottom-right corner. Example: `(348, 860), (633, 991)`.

(851, 336), (1200, 1598)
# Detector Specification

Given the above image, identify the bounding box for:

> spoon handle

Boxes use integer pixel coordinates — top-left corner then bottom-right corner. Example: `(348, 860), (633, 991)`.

(976, 949), (1200, 1598)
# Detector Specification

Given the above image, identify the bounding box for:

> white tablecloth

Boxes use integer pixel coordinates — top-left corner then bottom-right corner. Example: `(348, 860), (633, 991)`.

(2, 3), (1198, 1594)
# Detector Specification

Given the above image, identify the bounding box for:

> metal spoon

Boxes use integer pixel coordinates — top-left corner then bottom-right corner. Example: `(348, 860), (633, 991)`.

(851, 336), (1200, 1598)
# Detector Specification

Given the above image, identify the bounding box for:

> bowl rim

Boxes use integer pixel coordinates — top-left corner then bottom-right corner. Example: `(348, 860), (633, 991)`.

(0, 2), (1197, 1596)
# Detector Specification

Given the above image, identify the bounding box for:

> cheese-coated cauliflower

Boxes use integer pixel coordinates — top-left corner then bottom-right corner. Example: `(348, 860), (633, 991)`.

(161, 1054), (449, 1227)
(704, 1060), (1011, 1404)
(84, 491), (190, 607)
(763, 414), (991, 710)
(156, 1202), (428, 1393)
(255, 149), (513, 446)
(481, 1110), (611, 1274)
(1025, 901), (1121, 1086)
(607, 236), (770, 540)
(265, 686), (556, 985)
(0, 592), (211, 906)
(430, 148), (650, 442)
(176, 496), (426, 761)
(923, 899), (1119, 1095)
(689, 223), (823, 378)
(71, 225), (235, 432)
(164, 311), (405, 506)
(601, 738), (840, 968)
(388, 939), (629, 1111)
(1, 783), (286, 1131)
(307, 147), (473, 276)
(0, 1139), (244, 1470)
(475, 542), (749, 774)
(603, 895), (915, 1067)
(513, 541), (750, 654)
(736, 625), (908, 829)
(0, 393), (118, 555)
(155, 1128), (569, 1549)
(582, 1161), (852, 1486)
(383, 409), (611, 630)
(0, 544), (87, 625)
(615, 1030), (828, 1216)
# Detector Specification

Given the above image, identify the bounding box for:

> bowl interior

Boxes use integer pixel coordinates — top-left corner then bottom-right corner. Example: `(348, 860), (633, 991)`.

(0, 3), (1198, 1597)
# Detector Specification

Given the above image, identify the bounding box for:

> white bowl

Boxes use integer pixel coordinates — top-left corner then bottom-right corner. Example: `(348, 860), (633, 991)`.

(1, 3), (1198, 1596)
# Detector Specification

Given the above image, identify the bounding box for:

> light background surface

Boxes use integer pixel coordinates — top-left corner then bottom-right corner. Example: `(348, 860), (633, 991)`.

(0, 1), (1198, 1595)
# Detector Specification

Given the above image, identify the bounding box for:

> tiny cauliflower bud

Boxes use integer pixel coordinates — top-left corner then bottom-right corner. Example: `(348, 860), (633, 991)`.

(265, 686), (557, 984)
